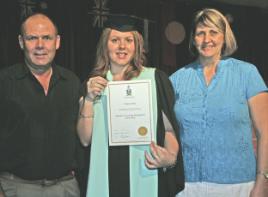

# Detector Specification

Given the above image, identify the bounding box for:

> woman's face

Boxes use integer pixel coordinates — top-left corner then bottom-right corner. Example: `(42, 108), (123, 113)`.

(194, 23), (224, 60)
(107, 29), (135, 68)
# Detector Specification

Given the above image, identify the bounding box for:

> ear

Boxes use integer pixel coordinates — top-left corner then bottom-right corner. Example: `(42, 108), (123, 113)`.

(56, 35), (61, 50)
(18, 35), (24, 49)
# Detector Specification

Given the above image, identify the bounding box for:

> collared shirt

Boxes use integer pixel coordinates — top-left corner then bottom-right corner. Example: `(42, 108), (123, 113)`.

(170, 58), (268, 183)
(0, 63), (81, 180)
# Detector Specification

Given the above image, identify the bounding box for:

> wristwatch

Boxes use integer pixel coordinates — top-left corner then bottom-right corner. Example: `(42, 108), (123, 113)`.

(257, 171), (268, 179)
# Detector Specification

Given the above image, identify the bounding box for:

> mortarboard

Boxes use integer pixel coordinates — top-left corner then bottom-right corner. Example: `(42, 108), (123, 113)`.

(104, 14), (142, 33)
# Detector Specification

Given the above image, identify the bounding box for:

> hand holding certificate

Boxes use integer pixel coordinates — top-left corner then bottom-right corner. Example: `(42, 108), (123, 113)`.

(107, 80), (154, 146)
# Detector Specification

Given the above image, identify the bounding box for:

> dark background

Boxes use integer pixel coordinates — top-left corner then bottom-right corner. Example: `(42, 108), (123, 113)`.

(0, 1), (267, 196)
(1, 0), (268, 83)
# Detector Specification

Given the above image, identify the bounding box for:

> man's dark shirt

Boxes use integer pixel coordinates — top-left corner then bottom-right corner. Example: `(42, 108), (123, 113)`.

(0, 63), (81, 180)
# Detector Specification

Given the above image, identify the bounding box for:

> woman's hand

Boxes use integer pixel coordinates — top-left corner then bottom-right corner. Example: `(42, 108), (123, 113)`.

(144, 141), (177, 169)
(250, 178), (268, 197)
(86, 76), (108, 101)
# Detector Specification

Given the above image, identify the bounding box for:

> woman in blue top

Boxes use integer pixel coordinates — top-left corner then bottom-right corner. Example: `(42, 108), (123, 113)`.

(170, 8), (268, 197)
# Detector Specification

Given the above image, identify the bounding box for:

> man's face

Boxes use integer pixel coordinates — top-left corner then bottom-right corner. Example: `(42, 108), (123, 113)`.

(19, 15), (60, 68)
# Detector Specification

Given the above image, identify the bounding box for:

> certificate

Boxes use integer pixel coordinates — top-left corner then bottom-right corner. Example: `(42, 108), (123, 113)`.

(107, 80), (154, 146)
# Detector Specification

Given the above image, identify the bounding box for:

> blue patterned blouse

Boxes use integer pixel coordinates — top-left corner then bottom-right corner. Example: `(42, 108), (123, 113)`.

(170, 58), (268, 184)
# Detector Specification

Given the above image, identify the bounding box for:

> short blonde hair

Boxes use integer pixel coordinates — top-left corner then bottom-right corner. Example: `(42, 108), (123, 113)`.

(189, 8), (237, 57)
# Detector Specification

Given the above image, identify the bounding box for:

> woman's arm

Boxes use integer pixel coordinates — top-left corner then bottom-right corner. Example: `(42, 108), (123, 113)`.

(145, 112), (178, 169)
(77, 97), (94, 146)
(144, 69), (181, 169)
(77, 76), (107, 146)
(249, 92), (268, 197)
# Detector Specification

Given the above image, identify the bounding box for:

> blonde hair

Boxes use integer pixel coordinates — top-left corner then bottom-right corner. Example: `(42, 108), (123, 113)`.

(189, 8), (237, 57)
(90, 28), (146, 80)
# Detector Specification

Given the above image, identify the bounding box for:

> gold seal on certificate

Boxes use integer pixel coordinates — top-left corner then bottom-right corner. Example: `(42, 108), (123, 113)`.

(138, 127), (148, 136)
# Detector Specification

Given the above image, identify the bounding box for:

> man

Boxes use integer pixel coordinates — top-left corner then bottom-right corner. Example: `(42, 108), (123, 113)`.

(0, 13), (82, 197)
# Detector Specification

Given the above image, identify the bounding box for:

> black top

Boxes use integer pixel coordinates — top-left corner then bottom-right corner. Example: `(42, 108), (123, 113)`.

(0, 63), (82, 180)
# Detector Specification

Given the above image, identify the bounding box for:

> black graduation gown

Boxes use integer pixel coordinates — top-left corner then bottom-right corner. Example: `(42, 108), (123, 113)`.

(108, 69), (185, 197)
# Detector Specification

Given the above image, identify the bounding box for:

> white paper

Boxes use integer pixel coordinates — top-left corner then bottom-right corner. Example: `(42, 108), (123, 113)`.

(107, 80), (154, 146)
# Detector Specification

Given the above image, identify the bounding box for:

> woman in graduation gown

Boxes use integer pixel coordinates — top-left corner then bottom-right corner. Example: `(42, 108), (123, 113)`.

(77, 15), (184, 197)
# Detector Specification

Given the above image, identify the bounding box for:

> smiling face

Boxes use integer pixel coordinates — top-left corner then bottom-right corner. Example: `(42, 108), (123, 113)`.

(107, 29), (135, 69)
(19, 14), (60, 69)
(194, 23), (224, 60)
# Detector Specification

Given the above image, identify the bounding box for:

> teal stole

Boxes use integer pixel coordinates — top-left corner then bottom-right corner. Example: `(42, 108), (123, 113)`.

(87, 67), (158, 197)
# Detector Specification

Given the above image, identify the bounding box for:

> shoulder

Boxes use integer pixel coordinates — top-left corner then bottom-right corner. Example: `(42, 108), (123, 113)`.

(221, 58), (261, 79)
(142, 66), (157, 73)
(169, 62), (196, 83)
(155, 68), (168, 78)
(0, 63), (24, 79)
(153, 68), (175, 96)
(223, 58), (257, 71)
(139, 67), (168, 81)
(143, 66), (174, 79)
(154, 69), (171, 87)
(0, 63), (22, 73)
(53, 65), (81, 93)
(141, 67), (173, 89)
(54, 65), (80, 83)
